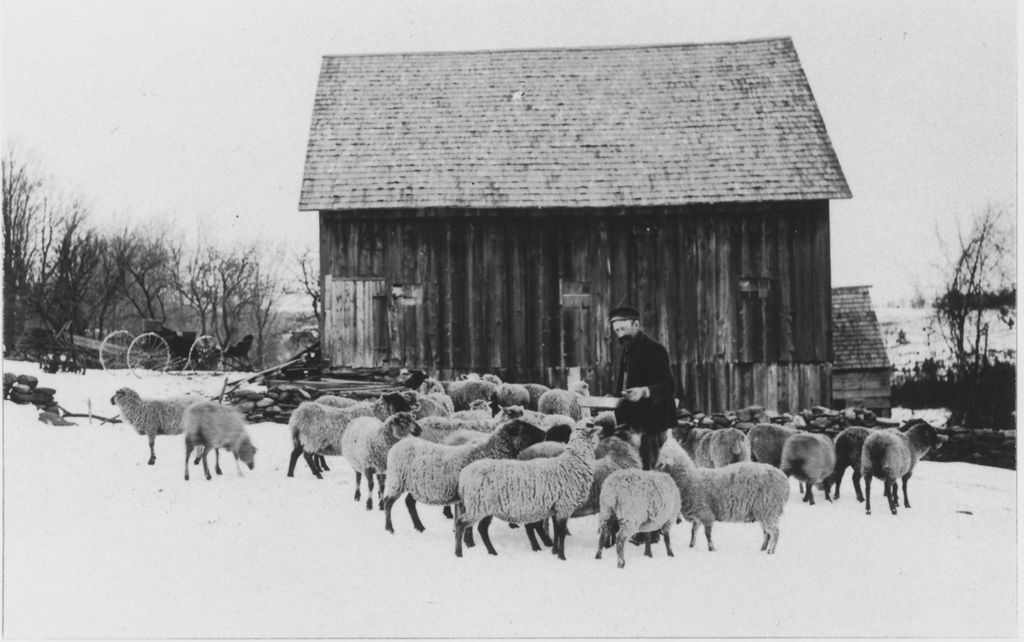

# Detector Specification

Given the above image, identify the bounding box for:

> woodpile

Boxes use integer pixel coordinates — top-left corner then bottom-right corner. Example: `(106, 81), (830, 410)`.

(4, 373), (60, 414)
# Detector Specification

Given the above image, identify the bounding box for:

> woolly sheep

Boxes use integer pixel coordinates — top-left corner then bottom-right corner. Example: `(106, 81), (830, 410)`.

(454, 424), (599, 558)
(451, 398), (494, 421)
(537, 388), (583, 421)
(494, 405), (544, 427)
(493, 382), (531, 409)
(517, 441), (568, 461)
(780, 432), (836, 505)
(110, 387), (194, 466)
(861, 421), (944, 516)
(416, 415), (496, 444)
(596, 468), (680, 568)
(417, 377), (446, 396)
(441, 429), (491, 447)
(823, 426), (872, 502)
(342, 412), (422, 510)
(315, 395), (360, 408)
(448, 379), (499, 411)
(658, 445), (790, 554)
(182, 401), (256, 481)
(420, 392), (454, 417)
(287, 392), (412, 478)
(748, 423), (799, 468)
(522, 383), (551, 411)
(382, 419), (546, 537)
(480, 373), (503, 385)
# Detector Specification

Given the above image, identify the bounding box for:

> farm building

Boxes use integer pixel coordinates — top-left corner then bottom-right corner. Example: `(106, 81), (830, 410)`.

(298, 37), (851, 412)
(830, 285), (892, 414)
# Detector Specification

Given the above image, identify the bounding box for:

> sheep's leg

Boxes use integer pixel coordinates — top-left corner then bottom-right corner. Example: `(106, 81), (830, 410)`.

(524, 523), (542, 552)
(193, 447), (203, 465)
(221, 449), (229, 476)
(803, 481), (815, 505)
(662, 527), (674, 558)
(703, 522), (715, 552)
(864, 474), (873, 514)
(148, 434), (157, 465)
(353, 472), (362, 502)
(798, 481), (805, 499)
(200, 447), (213, 481)
(853, 470), (865, 502)
(478, 516), (497, 556)
(303, 452), (324, 480)
(364, 471), (375, 511)
(376, 474), (386, 510)
(317, 455), (330, 472)
(184, 439), (193, 481)
(614, 530), (628, 569)
(765, 524), (780, 554)
(830, 465), (845, 500)
(287, 445), (303, 477)
(442, 505), (453, 519)
(643, 534), (653, 558)
(689, 520), (699, 548)
(553, 518), (570, 561)
(901, 472), (912, 508)
(889, 480), (900, 515)
(454, 517), (469, 557)
(383, 493), (401, 533)
(536, 521), (554, 547)
(761, 528), (770, 551)
(405, 495), (426, 533)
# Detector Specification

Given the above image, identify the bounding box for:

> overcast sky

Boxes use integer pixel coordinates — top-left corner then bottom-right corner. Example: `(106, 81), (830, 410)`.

(1, 0), (1016, 304)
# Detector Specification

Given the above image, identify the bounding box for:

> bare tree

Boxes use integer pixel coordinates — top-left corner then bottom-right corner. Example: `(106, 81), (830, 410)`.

(113, 223), (180, 325)
(247, 252), (286, 368)
(934, 204), (1015, 427)
(292, 247), (321, 322)
(2, 147), (42, 351)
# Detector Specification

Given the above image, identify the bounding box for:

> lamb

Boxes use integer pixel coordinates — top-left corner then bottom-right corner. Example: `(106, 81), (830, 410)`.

(658, 444), (790, 554)
(448, 379), (498, 411)
(596, 468), (680, 568)
(823, 426), (872, 502)
(182, 401), (256, 481)
(861, 421), (944, 515)
(522, 383), (551, 411)
(780, 432), (837, 505)
(493, 382), (531, 409)
(382, 419), (546, 537)
(110, 387), (194, 466)
(454, 424), (599, 558)
(747, 423), (799, 468)
(341, 412), (422, 510)
(286, 391), (412, 478)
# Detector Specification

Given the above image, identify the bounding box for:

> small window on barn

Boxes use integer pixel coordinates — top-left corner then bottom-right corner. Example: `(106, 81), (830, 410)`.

(739, 276), (771, 299)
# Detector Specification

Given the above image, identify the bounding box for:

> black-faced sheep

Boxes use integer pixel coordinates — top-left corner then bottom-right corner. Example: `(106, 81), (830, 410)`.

(861, 421), (944, 515)
(454, 425), (599, 559)
(823, 426), (872, 502)
(658, 442), (790, 554)
(780, 432), (836, 505)
(182, 401), (256, 481)
(382, 419), (546, 537)
(341, 412), (422, 510)
(110, 387), (194, 466)
(596, 468), (680, 568)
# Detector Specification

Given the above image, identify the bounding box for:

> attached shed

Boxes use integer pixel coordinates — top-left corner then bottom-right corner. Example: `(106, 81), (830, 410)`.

(831, 286), (891, 414)
(299, 37), (851, 412)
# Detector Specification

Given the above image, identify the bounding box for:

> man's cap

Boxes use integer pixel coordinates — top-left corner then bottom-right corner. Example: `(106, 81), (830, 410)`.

(608, 306), (640, 321)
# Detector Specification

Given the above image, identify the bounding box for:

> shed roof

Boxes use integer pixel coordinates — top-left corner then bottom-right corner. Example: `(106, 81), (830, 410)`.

(832, 286), (890, 371)
(299, 37), (851, 211)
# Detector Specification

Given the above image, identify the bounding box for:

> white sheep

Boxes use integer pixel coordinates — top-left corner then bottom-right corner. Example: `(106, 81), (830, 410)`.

(748, 423), (799, 468)
(537, 387), (583, 421)
(182, 401), (256, 481)
(441, 429), (490, 447)
(861, 421), (944, 515)
(314, 394), (360, 408)
(415, 414), (496, 444)
(596, 468), (681, 568)
(341, 412), (422, 510)
(110, 387), (194, 466)
(493, 404), (544, 427)
(493, 382), (531, 408)
(286, 391), (413, 478)
(417, 392), (454, 417)
(658, 444), (790, 554)
(480, 373), (503, 385)
(454, 425), (600, 559)
(780, 432), (836, 505)
(382, 419), (547, 539)
(417, 377), (446, 396)
(448, 379), (498, 411)
(451, 398), (494, 421)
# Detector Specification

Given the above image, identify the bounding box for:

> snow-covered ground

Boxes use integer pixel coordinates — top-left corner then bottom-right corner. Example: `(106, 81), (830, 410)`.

(1, 360), (1019, 639)
(876, 306), (1017, 374)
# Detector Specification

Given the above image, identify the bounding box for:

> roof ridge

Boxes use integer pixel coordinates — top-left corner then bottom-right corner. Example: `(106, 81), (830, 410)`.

(319, 36), (794, 61)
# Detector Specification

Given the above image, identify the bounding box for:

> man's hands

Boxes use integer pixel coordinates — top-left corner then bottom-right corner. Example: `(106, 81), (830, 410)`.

(622, 386), (651, 402)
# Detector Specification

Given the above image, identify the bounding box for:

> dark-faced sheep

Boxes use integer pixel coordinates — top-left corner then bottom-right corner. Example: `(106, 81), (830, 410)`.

(182, 401), (256, 481)
(823, 426), (872, 502)
(861, 422), (944, 515)
(780, 432), (836, 505)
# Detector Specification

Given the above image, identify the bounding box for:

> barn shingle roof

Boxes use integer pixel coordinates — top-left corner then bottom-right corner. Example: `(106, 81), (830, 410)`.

(832, 286), (890, 371)
(299, 37), (851, 210)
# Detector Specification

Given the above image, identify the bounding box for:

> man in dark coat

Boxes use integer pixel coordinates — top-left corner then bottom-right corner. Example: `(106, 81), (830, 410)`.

(610, 306), (677, 471)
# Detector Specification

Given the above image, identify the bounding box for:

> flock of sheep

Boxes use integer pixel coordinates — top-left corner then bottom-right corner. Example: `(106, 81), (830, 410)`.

(109, 373), (945, 568)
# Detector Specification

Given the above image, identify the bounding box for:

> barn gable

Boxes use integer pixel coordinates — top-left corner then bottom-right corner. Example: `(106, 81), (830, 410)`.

(300, 37), (851, 210)
(831, 286), (890, 371)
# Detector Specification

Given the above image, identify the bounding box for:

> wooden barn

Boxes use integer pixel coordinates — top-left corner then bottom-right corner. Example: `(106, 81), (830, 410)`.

(298, 37), (851, 412)
(830, 286), (892, 414)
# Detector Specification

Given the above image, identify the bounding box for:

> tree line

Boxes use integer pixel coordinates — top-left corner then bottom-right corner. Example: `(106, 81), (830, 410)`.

(2, 146), (321, 369)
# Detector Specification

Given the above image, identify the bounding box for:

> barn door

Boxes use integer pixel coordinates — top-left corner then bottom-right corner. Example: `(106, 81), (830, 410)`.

(560, 280), (591, 367)
(323, 277), (389, 367)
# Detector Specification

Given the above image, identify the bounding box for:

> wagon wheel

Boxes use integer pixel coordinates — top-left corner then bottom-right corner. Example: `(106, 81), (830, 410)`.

(187, 335), (222, 372)
(99, 330), (134, 371)
(127, 332), (171, 376)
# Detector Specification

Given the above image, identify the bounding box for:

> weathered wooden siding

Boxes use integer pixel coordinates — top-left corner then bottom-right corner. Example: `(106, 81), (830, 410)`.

(319, 200), (832, 411)
(832, 368), (892, 413)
